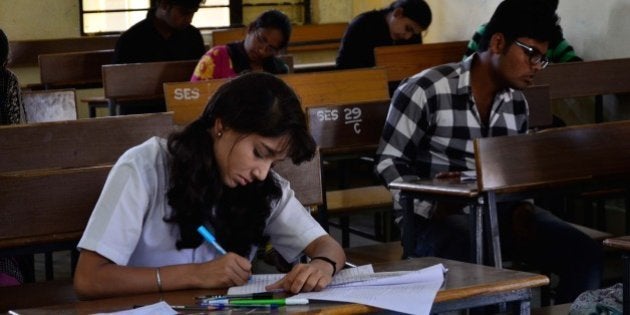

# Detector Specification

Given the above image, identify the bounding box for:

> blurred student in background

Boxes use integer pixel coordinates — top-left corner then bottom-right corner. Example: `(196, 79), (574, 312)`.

(0, 28), (25, 126)
(336, 0), (432, 70)
(113, 0), (205, 64)
(191, 10), (291, 81)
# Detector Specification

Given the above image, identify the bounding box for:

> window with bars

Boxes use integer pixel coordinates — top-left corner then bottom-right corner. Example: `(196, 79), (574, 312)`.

(80, 0), (309, 35)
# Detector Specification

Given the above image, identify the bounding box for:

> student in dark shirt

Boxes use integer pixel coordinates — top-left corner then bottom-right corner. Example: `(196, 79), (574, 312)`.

(0, 28), (25, 125)
(113, 0), (206, 114)
(113, 0), (205, 64)
(336, 0), (432, 70)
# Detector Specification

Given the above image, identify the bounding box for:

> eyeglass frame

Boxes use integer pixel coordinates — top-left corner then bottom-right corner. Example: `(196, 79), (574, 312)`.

(513, 40), (550, 69)
(252, 29), (282, 55)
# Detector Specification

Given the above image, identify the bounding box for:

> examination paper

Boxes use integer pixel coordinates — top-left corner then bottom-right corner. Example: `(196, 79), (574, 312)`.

(228, 263), (446, 315)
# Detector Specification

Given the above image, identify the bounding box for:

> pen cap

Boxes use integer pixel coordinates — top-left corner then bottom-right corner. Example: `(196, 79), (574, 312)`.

(285, 298), (309, 305)
(197, 225), (216, 242)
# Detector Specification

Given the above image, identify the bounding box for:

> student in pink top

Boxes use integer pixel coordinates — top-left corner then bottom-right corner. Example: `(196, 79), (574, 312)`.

(191, 10), (291, 81)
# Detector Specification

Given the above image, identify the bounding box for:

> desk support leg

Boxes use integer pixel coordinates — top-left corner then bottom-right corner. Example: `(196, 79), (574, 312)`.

(484, 192), (502, 268)
(623, 253), (629, 315)
(107, 99), (117, 116)
(402, 193), (415, 259)
(89, 104), (96, 118)
(469, 199), (484, 265)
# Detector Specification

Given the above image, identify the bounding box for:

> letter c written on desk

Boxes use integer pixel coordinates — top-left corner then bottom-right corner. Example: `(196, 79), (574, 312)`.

(174, 88), (200, 100)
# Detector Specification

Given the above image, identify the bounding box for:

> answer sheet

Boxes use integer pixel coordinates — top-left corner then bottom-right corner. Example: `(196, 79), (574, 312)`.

(228, 263), (446, 315)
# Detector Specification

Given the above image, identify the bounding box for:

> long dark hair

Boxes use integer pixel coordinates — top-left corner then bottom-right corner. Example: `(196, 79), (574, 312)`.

(166, 72), (316, 257)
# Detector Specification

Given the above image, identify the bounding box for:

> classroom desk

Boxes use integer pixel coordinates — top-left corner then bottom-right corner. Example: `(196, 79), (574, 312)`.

(7, 257), (548, 315)
(389, 178), (481, 264)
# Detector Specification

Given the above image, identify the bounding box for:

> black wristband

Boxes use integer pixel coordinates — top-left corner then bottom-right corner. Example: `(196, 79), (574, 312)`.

(310, 256), (337, 276)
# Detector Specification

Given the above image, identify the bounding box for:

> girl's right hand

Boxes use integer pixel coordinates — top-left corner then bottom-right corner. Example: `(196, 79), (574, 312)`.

(198, 252), (252, 288)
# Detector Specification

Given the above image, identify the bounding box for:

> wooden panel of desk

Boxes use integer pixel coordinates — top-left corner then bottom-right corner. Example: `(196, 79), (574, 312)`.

(6, 257), (548, 314)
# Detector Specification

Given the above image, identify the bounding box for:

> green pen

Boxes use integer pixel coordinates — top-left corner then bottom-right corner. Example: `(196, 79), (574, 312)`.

(207, 298), (309, 306)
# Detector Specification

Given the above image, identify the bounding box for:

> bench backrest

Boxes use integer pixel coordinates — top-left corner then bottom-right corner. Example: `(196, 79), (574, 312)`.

(474, 119), (630, 194)
(0, 113), (175, 253)
(522, 84), (552, 129)
(22, 89), (78, 123)
(0, 113), (174, 173)
(103, 60), (198, 101)
(212, 23), (347, 53)
(38, 50), (114, 89)
(533, 57), (630, 99)
(374, 41), (468, 83)
(164, 68), (390, 125)
(8, 36), (119, 67)
(273, 150), (323, 208)
(307, 100), (390, 155)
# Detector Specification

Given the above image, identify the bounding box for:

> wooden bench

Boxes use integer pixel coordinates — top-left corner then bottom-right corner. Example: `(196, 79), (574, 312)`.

(8, 36), (119, 67)
(98, 60), (198, 116)
(163, 68), (390, 126)
(374, 41), (468, 94)
(37, 49), (114, 90)
(0, 113), (175, 284)
(212, 23), (348, 54)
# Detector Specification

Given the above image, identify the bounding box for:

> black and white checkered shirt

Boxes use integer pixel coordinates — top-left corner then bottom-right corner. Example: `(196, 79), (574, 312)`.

(375, 55), (529, 221)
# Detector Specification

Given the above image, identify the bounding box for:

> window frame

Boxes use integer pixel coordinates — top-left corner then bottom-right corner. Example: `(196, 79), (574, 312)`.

(79, 0), (310, 36)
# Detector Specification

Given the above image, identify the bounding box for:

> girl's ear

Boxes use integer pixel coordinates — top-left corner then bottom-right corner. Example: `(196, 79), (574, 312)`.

(213, 118), (224, 137)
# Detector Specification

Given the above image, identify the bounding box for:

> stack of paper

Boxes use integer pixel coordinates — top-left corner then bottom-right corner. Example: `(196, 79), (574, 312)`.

(227, 263), (446, 315)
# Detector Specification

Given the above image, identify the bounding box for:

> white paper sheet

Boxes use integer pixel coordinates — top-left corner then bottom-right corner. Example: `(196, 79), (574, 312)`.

(94, 301), (177, 315)
(228, 263), (446, 315)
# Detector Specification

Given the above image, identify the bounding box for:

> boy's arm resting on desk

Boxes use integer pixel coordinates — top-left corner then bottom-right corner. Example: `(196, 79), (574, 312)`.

(265, 235), (346, 294)
(74, 249), (252, 300)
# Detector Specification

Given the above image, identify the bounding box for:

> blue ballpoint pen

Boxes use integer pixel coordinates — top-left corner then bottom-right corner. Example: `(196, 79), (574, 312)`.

(197, 225), (227, 255)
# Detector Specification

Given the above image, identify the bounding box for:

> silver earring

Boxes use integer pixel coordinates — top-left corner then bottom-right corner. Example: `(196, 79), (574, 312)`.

(217, 132), (222, 137)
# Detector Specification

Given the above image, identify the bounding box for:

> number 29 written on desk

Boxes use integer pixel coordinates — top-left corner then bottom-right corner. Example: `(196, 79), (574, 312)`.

(315, 107), (363, 134)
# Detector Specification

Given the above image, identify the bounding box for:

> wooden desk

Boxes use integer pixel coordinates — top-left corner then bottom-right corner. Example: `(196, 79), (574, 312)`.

(6, 257), (548, 315)
(389, 179), (480, 263)
(391, 120), (630, 269)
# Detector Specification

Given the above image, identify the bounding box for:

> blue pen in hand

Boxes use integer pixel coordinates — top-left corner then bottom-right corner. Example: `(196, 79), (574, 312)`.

(197, 225), (227, 255)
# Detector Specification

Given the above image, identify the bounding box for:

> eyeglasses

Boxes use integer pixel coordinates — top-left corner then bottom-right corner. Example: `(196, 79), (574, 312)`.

(514, 40), (550, 69)
(253, 30), (281, 55)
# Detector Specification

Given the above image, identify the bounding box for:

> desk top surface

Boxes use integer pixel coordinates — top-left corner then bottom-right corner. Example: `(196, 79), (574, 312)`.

(8, 257), (548, 315)
(389, 178), (478, 198)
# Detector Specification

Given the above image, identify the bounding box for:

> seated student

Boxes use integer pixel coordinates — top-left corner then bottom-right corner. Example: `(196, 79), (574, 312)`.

(190, 10), (290, 81)
(0, 28), (25, 287)
(73, 72), (345, 299)
(112, 0), (206, 115)
(0, 28), (25, 125)
(375, 0), (601, 304)
(335, 0), (432, 70)
(113, 0), (205, 64)
(464, 0), (581, 63)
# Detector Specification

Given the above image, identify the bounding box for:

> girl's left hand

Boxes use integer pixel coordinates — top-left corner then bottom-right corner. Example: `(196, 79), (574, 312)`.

(264, 261), (332, 293)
